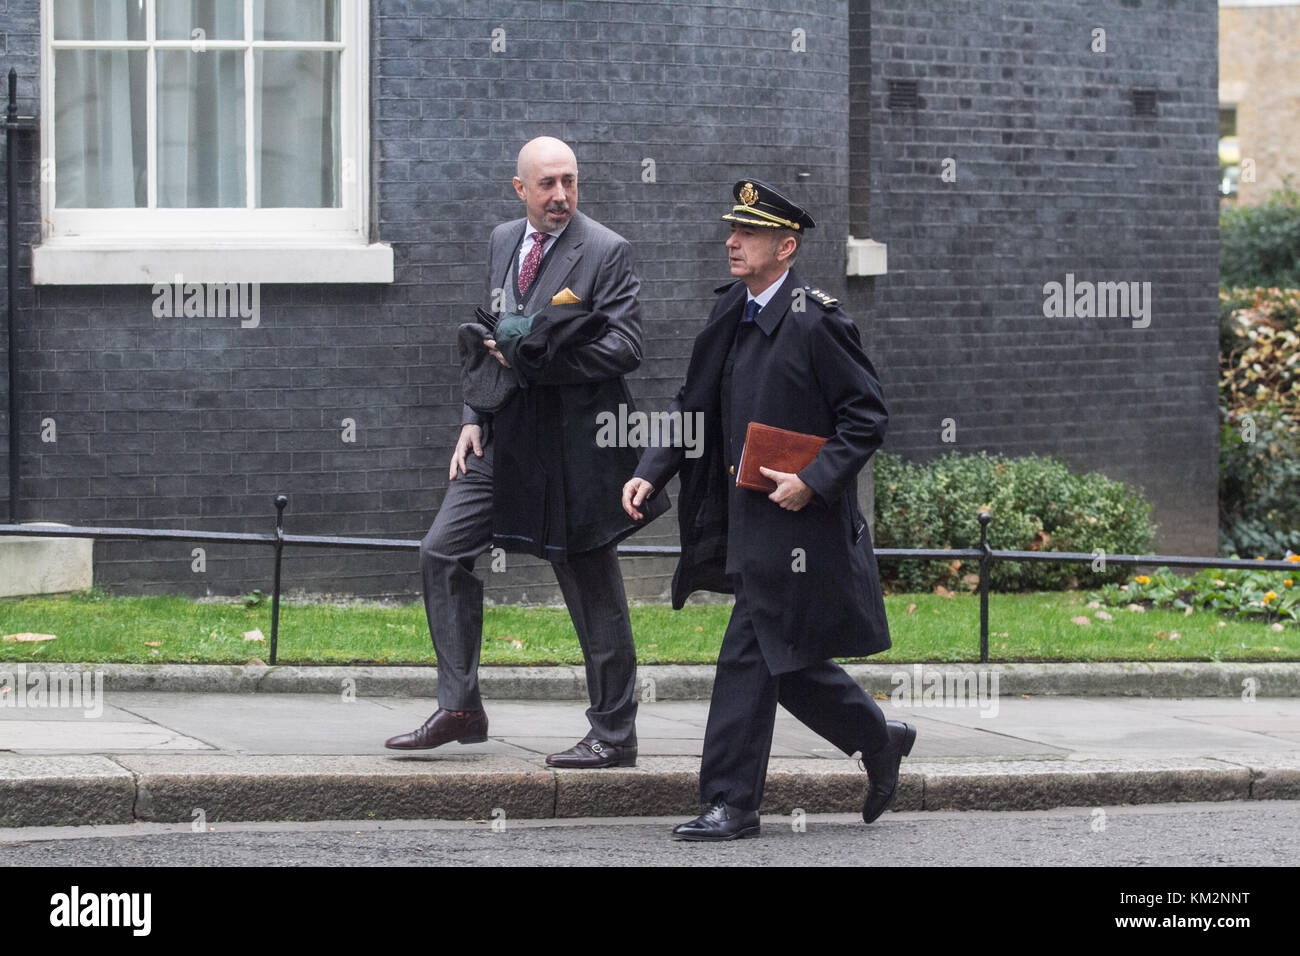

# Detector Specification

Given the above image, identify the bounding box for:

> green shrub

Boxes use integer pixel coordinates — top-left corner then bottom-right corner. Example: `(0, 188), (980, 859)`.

(1219, 404), (1300, 557)
(872, 451), (1156, 592)
(1218, 287), (1300, 557)
(1220, 181), (1300, 288)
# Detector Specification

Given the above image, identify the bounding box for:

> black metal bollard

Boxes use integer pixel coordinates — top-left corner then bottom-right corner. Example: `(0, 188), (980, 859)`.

(269, 495), (288, 664)
(978, 511), (992, 663)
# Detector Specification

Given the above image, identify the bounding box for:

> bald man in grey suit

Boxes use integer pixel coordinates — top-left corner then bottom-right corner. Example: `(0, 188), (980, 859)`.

(385, 137), (651, 768)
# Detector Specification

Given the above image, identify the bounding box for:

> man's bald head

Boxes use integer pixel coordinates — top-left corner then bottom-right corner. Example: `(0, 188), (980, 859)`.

(516, 136), (577, 180)
(513, 137), (578, 233)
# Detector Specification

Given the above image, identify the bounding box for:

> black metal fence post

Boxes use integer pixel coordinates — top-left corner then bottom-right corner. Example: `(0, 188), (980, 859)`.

(268, 495), (287, 664)
(978, 511), (992, 663)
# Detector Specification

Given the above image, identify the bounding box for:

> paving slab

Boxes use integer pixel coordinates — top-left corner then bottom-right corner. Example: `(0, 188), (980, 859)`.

(7, 661), (1300, 698)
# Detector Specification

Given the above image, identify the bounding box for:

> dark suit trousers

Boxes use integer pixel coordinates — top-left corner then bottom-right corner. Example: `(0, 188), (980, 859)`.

(699, 576), (889, 812)
(419, 441), (638, 744)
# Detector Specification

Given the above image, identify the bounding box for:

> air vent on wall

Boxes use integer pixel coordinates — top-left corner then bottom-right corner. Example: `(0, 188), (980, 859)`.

(1131, 88), (1158, 116)
(888, 79), (920, 110)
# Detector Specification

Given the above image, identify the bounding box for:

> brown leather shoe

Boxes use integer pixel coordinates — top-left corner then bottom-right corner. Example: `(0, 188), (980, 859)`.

(384, 708), (488, 750)
(545, 735), (637, 768)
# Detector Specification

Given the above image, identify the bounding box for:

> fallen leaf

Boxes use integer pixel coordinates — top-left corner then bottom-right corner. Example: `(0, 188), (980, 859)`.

(695, 626), (703, 632)
(1271, 623), (1284, 632)
(246, 658), (266, 666)
(907, 603), (917, 615)
(1071, 616), (1091, 626)
(510, 639), (522, 649)
(934, 585), (955, 599)
(1086, 600), (1101, 609)
(1028, 530), (1051, 551)
(1094, 610), (1113, 622)
(1127, 604), (1145, 613)
(243, 629), (266, 643)
(2, 633), (56, 643)
(961, 573), (980, 588)
(1184, 606), (1194, 616)
(143, 641), (162, 647)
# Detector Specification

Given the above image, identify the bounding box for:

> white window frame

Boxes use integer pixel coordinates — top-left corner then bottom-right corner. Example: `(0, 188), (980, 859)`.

(33, 0), (392, 284)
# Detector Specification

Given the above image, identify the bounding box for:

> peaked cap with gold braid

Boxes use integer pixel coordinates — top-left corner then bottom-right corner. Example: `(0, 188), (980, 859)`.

(722, 179), (817, 231)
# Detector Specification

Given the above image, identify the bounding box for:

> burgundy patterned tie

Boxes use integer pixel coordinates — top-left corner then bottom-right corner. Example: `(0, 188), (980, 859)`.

(518, 232), (550, 294)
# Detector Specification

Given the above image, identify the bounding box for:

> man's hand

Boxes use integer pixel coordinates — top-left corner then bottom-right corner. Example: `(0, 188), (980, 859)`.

(622, 477), (655, 520)
(449, 424), (484, 481)
(483, 338), (510, 368)
(759, 466), (813, 511)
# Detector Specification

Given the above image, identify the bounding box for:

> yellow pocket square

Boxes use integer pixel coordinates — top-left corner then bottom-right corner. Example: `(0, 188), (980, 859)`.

(551, 288), (582, 305)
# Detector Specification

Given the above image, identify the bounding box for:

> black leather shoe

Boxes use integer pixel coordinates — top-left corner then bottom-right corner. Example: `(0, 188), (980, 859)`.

(672, 802), (760, 841)
(384, 708), (488, 750)
(860, 720), (917, 823)
(545, 735), (637, 768)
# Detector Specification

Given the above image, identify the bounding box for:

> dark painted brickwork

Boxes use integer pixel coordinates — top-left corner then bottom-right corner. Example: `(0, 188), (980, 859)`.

(863, 0), (1221, 555)
(1, 0), (849, 601)
(0, 0), (1220, 603)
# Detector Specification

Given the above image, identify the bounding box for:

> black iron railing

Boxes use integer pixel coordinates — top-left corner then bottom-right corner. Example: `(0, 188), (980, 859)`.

(3, 505), (1297, 664)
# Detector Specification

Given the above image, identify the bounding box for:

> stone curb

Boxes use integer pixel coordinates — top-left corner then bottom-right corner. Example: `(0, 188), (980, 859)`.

(3, 661), (1298, 699)
(2, 752), (1297, 828)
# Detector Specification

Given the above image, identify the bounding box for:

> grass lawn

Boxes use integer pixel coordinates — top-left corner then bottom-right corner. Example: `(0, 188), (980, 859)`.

(0, 589), (1296, 665)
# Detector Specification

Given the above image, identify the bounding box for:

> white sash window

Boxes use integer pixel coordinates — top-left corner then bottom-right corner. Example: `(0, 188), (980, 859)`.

(34, 0), (392, 284)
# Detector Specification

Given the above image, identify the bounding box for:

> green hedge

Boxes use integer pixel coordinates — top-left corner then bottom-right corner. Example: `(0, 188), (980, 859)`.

(1218, 287), (1300, 557)
(1220, 181), (1300, 289)
(871, 451), (1156, 591)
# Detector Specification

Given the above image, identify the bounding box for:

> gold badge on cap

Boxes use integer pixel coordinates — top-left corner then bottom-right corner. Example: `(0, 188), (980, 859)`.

(739, 182), (759, 206)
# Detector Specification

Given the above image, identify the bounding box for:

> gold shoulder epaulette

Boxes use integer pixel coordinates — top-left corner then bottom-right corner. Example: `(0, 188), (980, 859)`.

(806, 287), (839, 309)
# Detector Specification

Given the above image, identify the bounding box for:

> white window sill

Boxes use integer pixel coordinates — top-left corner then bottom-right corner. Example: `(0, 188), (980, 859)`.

(32, 238), (395, 285)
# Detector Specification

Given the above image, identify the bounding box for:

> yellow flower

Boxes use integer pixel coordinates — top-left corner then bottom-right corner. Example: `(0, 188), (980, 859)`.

(1286, 579), (1295, 588)
(1288, 555), (1300, 563)
(1134, 575), (1151, 585)
(1264, 591), (1277, 603)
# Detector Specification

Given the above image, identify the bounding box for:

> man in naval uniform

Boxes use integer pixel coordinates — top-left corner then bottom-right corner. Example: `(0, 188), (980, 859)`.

(623, 180), (917, 840)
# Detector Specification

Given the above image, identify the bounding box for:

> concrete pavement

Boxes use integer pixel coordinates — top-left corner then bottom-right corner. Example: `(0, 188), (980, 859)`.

(3, 663), (1300, 827)
(4, 660), (1298, 698)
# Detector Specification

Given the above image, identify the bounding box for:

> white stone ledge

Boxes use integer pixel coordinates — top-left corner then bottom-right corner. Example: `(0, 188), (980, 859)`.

(32, 239), (395, 285)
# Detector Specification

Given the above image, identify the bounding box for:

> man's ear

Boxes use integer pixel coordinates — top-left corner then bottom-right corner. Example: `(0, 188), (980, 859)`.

(779, 235), (798, 264)
(512, 177), (526, 201)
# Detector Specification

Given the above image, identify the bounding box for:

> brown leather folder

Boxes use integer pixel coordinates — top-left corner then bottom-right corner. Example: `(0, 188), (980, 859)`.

(736, 422), (828, 493)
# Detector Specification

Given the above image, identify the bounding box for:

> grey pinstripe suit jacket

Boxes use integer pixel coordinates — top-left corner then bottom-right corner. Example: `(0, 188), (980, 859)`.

(461, 210), (644, 428)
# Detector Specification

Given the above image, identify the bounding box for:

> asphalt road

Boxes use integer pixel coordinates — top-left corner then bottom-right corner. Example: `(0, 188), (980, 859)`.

(3, 801), (1297, 867)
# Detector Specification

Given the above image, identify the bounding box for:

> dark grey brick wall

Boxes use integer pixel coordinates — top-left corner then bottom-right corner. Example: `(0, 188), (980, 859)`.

(0, 0), (1221, 603)
(861, 0), (1221, 555)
